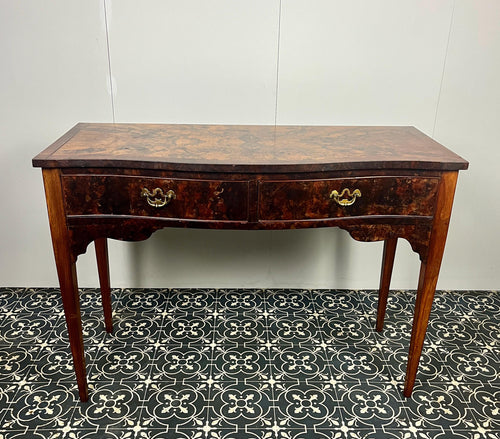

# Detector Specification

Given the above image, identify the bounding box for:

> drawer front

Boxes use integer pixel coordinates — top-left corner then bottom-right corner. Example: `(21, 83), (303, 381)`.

(258, 176), (439, 221)
(62, 175), (249, 221)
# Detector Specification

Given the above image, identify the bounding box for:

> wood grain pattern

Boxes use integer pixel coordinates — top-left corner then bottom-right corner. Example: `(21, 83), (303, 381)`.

(42, 169), (88, 402)
(62, 175), (249, 221)
(404, 171), (459, 397)
(258, 176), (438, 220)
(377, 238), (398, 331)
(33, 123), (469, 173)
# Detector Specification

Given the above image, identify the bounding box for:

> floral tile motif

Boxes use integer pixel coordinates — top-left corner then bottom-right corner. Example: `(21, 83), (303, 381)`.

(266, 289), (313, 315)
(269, 345), (331, 382)
(217, 289), (265, 314)
(327, 344), (392, 383)
(268, 314), (322, 347)
(0, 287), (499, 439)
(459, 383), (500, 430)
(110, 312), (163, 345)
(336, 382), (407, 430)
(142, 381), (209, 429)
(168, 288), (217, 315)
(209, 381), (274, 430)
(274, 381), (341, 430)
(383, 345), (450, 384)
(72, 382), (146, 429)
(438, 346), (500, 385)
(32, 344), (97, 383)
(117, 288), (169, 314)
(0, 314), (59, 347)
(1, 381), (77, 430)
(212, 345), (270, 383)
(321, 315), (374, 345)
(425, 314), (481, 347)
(89, 343), (155, 382)
(48, 313), (108, 346)
(311, 289), (365, 316)
(0, 345), (38, 382)
(403, 384), (476, 430)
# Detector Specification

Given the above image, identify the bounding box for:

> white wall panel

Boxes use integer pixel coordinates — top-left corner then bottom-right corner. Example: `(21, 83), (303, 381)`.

(0, 0), (497, 290)
(106, 0), (279, 124)
(0, 1), (111, 287)
(432, 0), (500, 288)
(276, 0), (454, 131)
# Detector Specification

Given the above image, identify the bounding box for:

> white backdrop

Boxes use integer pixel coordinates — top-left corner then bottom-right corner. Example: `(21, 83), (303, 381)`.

(0, 0), (498, 290)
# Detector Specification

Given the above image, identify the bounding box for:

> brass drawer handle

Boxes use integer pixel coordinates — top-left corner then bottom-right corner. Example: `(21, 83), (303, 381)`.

(330, 188), (361, 206)
(141, 187), (176, 208)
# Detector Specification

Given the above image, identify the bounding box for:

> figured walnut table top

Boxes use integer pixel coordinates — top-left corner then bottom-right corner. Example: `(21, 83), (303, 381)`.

(33, 123), (469, 173)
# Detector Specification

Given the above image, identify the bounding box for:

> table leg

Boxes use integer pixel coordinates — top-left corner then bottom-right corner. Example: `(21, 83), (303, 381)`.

(95, 238), (113, 333)
(403, 171), (458, 397)
(42, 169), (88, 402)
(376, 237), (397, 331)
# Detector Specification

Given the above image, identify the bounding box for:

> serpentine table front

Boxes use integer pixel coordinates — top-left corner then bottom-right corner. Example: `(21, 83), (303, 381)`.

(33, 123), (468, 402)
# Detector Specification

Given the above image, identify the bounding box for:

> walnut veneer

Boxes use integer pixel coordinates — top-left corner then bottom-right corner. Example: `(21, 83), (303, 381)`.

(33, 123), (468, 402)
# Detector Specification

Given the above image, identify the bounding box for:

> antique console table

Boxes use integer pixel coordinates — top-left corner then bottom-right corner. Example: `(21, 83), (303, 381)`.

(33, 123), (468, 402)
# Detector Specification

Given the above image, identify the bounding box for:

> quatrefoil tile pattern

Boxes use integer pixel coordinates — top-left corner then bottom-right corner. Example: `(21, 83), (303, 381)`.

(0, 287), (499, 438)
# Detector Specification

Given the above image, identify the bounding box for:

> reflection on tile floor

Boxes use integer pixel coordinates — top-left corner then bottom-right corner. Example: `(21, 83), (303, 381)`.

(0, 287), (499, 438)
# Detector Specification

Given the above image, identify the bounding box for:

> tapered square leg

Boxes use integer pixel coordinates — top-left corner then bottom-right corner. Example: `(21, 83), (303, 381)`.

(43, 169), (88, 402)
(403, 171), (459, 397)
(377, 237), (397, 332)
(95, 237), (113, 333)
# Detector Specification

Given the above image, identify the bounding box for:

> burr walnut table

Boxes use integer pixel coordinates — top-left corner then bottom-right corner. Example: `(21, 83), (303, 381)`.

(33, 123), (468, 402)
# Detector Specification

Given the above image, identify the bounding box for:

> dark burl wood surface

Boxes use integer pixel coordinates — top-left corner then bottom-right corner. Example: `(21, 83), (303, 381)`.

(33, 123), (469, 172)
(62, 175), (249, 221)
(258, 176), (439, 221)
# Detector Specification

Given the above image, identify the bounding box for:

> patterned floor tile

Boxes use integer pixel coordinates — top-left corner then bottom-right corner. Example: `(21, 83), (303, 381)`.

(109, 312), (163, 345)
(213, 315), (268, 348)
(383, 344), (450, 384)
(426, 314), (481, 347)
(32, 344), (97, 383)
(458, 383), (500, 430)
(212, 344), (270, 383)
(403, 384), (477, 430)
(117, 288), (169, 314)
(209, 381), (274, 430)
(336, 382), (407, 430)
(1, 381), (77, 430)
(0, 345), (38, 382)
(168, 288), (217, 315)
(327, 344), (392, 383)
(142, 381), (209, 429)
(13, 287), (62, 315)
(217, 289), (266, 314)
(151, 344), (212, 383)
(274, 381), (341, 430)
(161, 314), (214, 347)
(266, 289), (314, 315)
(0, 313), (59, 347)
(312, 289), (366, 316)
(49, 313), (109, 346)
(89, 343), (155, 382)
(72, 382), (146, 429)
(269, 345), (331, 382)
(321, 314), (374, 345)
(1, 287), (499, 439)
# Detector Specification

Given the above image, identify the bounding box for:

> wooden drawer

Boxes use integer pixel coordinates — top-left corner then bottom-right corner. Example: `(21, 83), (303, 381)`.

(258, 176), (439, 221)
(62, 175), (249, 221)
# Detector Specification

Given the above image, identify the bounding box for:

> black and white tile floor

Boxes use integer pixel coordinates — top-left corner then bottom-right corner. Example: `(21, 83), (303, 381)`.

(0, 287), (498, 438)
